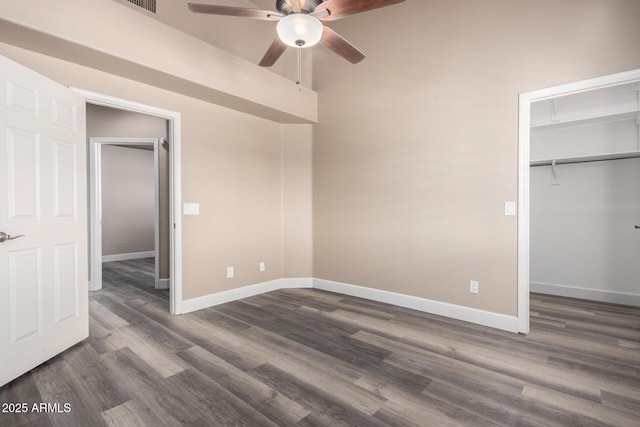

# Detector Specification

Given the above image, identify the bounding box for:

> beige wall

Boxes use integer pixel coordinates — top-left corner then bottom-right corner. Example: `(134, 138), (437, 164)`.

(312, 0), (640, 316)
(87, 104), (168, 138)
(87, 104), (170, 279)
(0, 43), (295, 300)
(112, 0), (313, 85)
(0, 0), (315, 302)
(100, 145), (155, 256)
(282, 125), (313, 277)
(6, 0), (637, 322)
(0, 0), (317, 123)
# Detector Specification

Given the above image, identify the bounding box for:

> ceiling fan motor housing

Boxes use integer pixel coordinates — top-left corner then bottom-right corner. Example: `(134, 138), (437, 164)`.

(276, 0), (324, 14)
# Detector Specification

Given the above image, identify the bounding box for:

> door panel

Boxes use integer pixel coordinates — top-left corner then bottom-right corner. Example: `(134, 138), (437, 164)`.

(53, 140), (77, 219)
(6, 127), (40, 220)
(0, 55), (87, 386)
(6, 78), (39, 117)
(51, 98), (77, 130)
(8, 249), (41, 342)
(54, 243), (79, 323)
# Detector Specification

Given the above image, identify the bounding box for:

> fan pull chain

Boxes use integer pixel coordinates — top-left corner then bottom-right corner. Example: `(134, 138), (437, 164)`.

(296, 48), (302, 92)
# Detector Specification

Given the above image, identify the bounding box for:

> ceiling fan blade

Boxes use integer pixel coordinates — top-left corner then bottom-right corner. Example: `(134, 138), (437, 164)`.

(259, 36), (288, 67)
(285, 0), (302, 13)
(315, 0), (405, 22)
(309, 8), (330, 19)
(187, 3), (283, 20)
(320, 27), (365, 64)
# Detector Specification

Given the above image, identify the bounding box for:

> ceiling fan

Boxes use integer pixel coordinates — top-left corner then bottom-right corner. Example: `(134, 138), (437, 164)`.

(187, 0), (406, 67)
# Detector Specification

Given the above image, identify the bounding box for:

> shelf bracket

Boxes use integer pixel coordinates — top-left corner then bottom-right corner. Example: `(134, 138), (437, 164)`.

(551, 160), (560, 185)
(551, 98), (559, 122)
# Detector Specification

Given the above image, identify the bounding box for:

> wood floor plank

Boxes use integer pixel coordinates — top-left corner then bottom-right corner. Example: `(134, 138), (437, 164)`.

(131, 301), (268, 371)
(1, 259), (638, 426)
(396, 321), (640, 402)
(101, 402), (146, 427)
(86, 325), (130, 355)
(31, 356), (107, 427)
(108, 325), (190, 378)
(528, 325), (640, 366)
(241, 325), (365, 382)
(0, 372), (50, 427)
(373, 398), (461, 427)
(100, 348), (194, 425)
(176, 346), (310, 425)
(618, 339), (640, 349)
(355, 375), (464, 427)
(319, 306), (417, 338)
(61, 343), (130, 412)
(101, 399), (177, 427)
(353, 329), (599, 402)
(249, 363), (389, 427)
(522, 383), (639, 427)
(601, 390), (640, 419)
(228, 327), (387, 416)
(401, 331), (629, 402)
(547, 354), (640, 386)
(375, 345), (559, 426)
(88, 300), (129, 330)
(422, 380), (523, 426)
(166, 368), (280, 427)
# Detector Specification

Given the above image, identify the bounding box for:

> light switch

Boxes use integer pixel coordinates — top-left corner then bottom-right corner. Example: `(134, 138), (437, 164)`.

(183, 203), (200, 215)
(470, 280), (479, 294)
(504, 201), (517, 216)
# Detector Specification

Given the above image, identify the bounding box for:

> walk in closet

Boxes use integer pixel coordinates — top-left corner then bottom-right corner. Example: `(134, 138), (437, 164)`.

(530, 81), (640, 307)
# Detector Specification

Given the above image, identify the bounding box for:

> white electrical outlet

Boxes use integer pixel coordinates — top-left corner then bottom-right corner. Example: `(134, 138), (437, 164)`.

(470, 280), (479, 294)
(227, 266), (234, 279)
(259, 262), (265, 272)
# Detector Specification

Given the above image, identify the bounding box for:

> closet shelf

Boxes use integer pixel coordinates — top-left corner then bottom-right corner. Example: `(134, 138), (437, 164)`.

(531, 110), (639, 131)
(530, 150), (640, 167)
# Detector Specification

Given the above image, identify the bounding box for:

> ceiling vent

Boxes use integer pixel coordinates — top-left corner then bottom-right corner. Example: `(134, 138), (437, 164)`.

(126, 0), (156, 13)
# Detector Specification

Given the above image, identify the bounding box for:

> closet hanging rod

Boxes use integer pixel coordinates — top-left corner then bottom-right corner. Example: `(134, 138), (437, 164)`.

(530, 150), (640, 167)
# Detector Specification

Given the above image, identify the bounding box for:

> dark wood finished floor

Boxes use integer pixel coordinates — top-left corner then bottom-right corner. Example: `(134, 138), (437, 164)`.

(1, 260), (639, 426)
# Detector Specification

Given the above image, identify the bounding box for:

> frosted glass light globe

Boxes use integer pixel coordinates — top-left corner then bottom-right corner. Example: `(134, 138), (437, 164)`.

(276, 14), (323, 48)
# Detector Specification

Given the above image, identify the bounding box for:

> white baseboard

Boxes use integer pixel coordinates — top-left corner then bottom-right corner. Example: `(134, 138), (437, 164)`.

(180, 278), (313, 314)
(531, 281), (640, 307)
(179, 276), (518, 333)
(313, 279), (519, 333)
(156, 278), (170, 290)
(102, 251), (155, 263)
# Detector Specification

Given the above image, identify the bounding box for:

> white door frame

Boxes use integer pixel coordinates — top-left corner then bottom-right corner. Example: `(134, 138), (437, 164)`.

(89, 137), (160, 292)
(517, 68), (640, 334)
(73, 88), (183, 315)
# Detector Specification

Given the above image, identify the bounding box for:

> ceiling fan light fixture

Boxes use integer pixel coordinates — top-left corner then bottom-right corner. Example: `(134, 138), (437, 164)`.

(276, 13), (323, 48)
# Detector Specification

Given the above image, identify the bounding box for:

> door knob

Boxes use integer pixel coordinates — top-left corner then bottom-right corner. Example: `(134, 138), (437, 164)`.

(0, 232), (25, 243)
(636, 225), (640, 229)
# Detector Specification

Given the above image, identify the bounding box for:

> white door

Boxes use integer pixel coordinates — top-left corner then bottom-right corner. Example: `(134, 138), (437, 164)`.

(0, 55), (87, 386)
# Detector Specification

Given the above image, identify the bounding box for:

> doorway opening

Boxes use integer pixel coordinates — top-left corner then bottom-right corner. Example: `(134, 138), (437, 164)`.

(74, 88), (183, 315)
(89, 137), (162, 294)
(517, 69), (640, 334)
